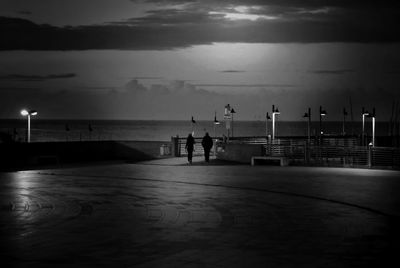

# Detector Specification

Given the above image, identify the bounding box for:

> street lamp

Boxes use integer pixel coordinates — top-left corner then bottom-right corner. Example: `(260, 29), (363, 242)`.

(368, 108), (376, 147)
(191, 116), (196, 135)
(272, 105), (280, 140)
(230, 108), (236, 138)
(213, 111), (220, 138)
(20, 109), (38, 143)
(303, 107), (311, 143)
(266, 112), (271, 139)
(362, 107), (370, 146)
(224, 104), (231, 139)
(319, 106), (327, 136)
(213, 111), (220, 155)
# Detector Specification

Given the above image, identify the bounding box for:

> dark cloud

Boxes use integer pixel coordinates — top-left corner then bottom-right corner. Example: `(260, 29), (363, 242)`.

(16, 10), (32, 15)
(0, 87), (41, 91)
(309, 69), (355, 75)
(193, 83), (296, 88)
(384, 70), (400, 75)
(134, 0), (400, 15)
(0, 73), (77, 81)
(133, 76), (164, 80)
(114, 8), (224, 26)
(1, 0), (400, 50)
(220, 70), (246, 73)
(134, 0), (397, 7)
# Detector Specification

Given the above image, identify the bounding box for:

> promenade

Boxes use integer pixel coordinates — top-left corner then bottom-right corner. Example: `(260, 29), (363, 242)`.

(1, 156), (400, 267)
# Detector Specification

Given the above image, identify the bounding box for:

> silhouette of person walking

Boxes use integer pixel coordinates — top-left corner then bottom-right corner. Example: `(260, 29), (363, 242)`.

(201, 132), (213, 162)
(185, 133), (195, 164)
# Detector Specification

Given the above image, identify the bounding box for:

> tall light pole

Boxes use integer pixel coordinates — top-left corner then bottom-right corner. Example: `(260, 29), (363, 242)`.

(362, 107), (370, 146)
(368, 108), (376, 147)
(319, 106), (327, 136)
(191, 116), (196, 136)
(21, 109), (38, 143)
(303, 107), (311, 143)
(272, 105), (280, 140)
(342, 108), (348, 136)
(213, 111), (220, 139)
(266, 112), (271, 139)
(224, 104), (231, 139)
(213, 111), (220, 155)
(230, 108), (236, 138)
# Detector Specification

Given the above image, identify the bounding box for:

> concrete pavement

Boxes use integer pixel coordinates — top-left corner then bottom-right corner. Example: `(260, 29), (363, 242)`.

(1, 157), (400, 267)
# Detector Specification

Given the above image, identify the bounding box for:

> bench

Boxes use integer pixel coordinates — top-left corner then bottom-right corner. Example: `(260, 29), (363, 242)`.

(251, 156), (289, 166)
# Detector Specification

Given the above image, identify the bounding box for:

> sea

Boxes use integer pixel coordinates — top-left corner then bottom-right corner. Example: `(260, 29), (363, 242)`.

(0, 119), (392, 143)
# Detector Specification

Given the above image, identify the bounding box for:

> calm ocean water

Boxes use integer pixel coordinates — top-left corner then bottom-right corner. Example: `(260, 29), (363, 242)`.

(0, 119), (391, 142)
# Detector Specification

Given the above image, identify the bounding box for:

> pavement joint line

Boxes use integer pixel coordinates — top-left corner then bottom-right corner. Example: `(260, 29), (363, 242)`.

(33, 171), (399, 220)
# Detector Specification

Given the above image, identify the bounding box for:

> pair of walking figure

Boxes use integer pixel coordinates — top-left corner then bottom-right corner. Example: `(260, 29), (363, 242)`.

(185, 132), (213, 164)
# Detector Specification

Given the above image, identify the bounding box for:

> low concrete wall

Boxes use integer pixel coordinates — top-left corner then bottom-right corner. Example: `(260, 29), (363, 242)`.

(0, 140), (169, 170)
(216, 143), (264, 164)
(113, 141), (167, 161)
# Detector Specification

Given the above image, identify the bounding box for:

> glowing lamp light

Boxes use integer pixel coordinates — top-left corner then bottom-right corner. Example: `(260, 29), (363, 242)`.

(20, 109), (38, 143)
(21, 109), (37, 116)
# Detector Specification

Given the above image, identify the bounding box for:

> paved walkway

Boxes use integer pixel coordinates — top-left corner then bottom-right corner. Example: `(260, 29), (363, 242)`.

(141, 156), (230, 166)
(1, 158), (400, 267)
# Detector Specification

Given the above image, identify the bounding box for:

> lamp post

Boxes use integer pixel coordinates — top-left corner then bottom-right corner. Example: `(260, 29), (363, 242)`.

(272, 105), (280, 140)
(266, 112), (271, 139)
(230, 108), (236, 138)
(224, 104), (231, 139)
(342, 108), (348, 136)
(368, 108), (376, 147)
(20, 109), (37, 143)
(213, 111), (220, 155)
(319, 106), (327, 136)
(191, 116), (196, 136)
(362, 107), (370, 146)
(303, 107), (311, 143)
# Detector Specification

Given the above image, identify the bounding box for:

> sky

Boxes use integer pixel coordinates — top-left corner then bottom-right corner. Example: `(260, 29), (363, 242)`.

(1, 0), (400, 121)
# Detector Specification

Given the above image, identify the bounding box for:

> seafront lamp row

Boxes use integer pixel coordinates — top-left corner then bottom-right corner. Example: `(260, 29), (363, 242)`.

(20, 109), (38, 143)
(301, 106), (375, 147)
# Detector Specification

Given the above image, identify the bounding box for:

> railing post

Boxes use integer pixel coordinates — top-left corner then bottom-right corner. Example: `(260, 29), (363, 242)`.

(305, 141), (310, 164)
(171, 135), (180, 157)
(368, 144), (372, 168)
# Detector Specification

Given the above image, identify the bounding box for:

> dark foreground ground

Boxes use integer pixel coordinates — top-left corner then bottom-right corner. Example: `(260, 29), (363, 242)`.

(1, 156), (400, 267)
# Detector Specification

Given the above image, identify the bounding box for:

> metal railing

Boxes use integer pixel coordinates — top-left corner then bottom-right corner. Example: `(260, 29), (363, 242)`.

(177, 137), (206, 156)
(263, 143), (399, 168)
(173, 135), (399, 168)
(371, 147), (400, 168)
